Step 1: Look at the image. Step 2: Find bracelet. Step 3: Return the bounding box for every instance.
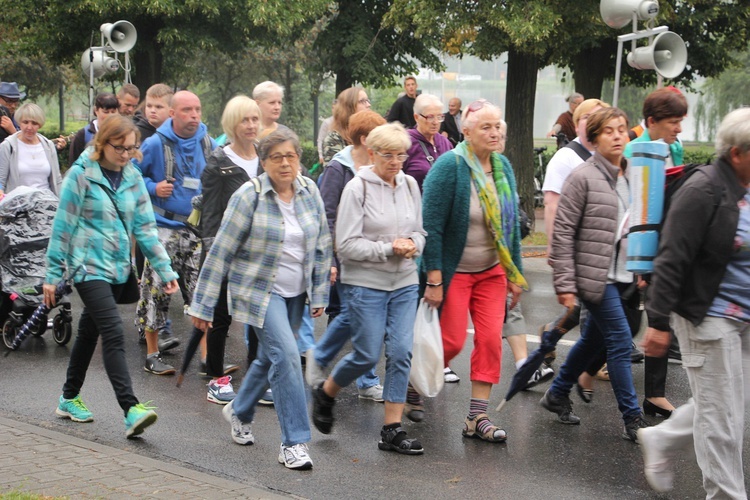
[426,282,443,287]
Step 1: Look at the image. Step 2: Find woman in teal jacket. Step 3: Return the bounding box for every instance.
[45,115,179,439]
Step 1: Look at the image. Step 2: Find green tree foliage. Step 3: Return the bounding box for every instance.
[694,44,750,141]
[315,0,443,94]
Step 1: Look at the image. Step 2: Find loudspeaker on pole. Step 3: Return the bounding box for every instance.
[100,21,137,53]
[627,31,687,79]
[600,0,659,29]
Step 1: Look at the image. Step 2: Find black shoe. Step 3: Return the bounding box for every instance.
[144,355,176,375]
[623,414,650,442]
[199,362,240,378]
[631,342,645,363]
[575,383,594,404]
[540,389,580,425]
[643,399,672,419]
[311,384,335,434]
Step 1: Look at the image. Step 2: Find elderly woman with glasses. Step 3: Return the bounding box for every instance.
[419,100,526,443]
[45,115,179,438]
[403,93,453,190]
[190,128,331,471]
[311,122,427,456]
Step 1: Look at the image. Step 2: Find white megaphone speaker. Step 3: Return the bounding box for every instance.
[627,31,687,79]
[80,49,120,78]
[100,21,137,53]
[600,0,659,29]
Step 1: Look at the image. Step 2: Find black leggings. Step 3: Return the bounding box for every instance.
[63,280,138,415]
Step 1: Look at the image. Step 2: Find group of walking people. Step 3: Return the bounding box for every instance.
[2,74,748,497]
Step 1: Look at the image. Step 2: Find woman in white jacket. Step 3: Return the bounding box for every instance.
[310,122,427,456]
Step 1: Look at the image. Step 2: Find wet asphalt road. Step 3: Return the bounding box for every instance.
[0,257,741,499]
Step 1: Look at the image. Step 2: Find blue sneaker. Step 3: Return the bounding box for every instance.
[207,376,237,405]
[56,395,93,422]
[125,402,158,438]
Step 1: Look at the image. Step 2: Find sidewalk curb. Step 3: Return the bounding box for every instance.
[0,415,292,499]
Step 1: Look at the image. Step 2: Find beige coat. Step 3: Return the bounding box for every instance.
[550,152,628,304]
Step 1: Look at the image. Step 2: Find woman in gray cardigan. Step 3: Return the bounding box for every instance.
[541,107,647,441]
[0,103,62,197]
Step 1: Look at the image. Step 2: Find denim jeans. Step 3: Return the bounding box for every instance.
[315,283,381,390]
[331,284,418,403]
[296,304,316,354]
[550,283,641,423]
[233,293,310,446]
[64,280,138,415]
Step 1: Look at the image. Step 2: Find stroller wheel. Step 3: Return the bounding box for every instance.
[53,314,72,346]
[3,319,17,350]
[30,313,48,337]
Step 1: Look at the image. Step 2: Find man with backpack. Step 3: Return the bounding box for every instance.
[639,107,750,499]
[135,90,216,375]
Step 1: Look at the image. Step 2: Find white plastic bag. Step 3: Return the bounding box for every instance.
[409,299,444,397]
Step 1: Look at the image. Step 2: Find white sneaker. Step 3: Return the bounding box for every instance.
[222,400,254,445]
[525,365,555,389]
[358,384,384,402]
[444,367,460,383]
[278,443,313,470]
[638,426,674,493]
[305,348,326,387]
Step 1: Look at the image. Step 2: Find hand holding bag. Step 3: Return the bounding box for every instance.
[409,299,445,398]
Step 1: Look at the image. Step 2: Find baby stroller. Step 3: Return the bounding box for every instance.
[0,186,72,349]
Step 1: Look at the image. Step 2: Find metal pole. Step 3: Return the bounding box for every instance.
[613,38,624,108]
[58,82,65,132]
[89,48,95,118]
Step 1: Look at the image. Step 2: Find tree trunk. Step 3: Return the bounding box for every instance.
[504,47,539,226]
[571,44,613,100]
[335,67,353,95]
[132,45,163,95]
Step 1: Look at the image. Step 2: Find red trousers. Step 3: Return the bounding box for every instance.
[441,264,507,384]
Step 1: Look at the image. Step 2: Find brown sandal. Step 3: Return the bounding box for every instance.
[463,413,507,442]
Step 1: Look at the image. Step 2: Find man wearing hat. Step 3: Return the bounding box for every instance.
[0,82,25,142]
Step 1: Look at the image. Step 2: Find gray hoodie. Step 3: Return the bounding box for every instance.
[336,165,426,291]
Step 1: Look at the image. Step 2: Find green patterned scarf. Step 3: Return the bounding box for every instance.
[454,141,528,290]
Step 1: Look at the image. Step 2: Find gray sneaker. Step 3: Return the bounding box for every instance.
[144,355,175,375]
[222,400,254,445]
[358,384,384,402]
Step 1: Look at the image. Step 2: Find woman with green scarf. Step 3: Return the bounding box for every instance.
[419,100,527,442]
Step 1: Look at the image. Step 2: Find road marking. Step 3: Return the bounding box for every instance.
[467,330,577,347]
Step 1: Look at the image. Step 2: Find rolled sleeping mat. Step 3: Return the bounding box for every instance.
[626,141,669,273]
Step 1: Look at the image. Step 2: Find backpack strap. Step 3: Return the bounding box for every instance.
[156,132,175,181]
[564,140,591,162]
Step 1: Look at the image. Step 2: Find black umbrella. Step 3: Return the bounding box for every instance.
[176,325,206,388]
[4,279,72,355]
[496,304,581,411]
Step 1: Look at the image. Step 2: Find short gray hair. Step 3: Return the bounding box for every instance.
[716,107,750,159]
[252,81,284,102]
[413,93,442,115]
[566,92,584,103]
[14,103,45,127]
[258,128,301,161]
[367,122,411,152]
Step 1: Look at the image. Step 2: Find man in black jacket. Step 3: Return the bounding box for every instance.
[385,76,418,128]
[439,97,463,147]
[639,107,750,498]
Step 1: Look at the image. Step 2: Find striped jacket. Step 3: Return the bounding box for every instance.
[45,148,178,285]
[189,173,332,328]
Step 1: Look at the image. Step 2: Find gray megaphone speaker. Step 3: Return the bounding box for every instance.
[600,0,659,29]
[100,21,137,53]
[627,31,687,79]
[80,49,120,78]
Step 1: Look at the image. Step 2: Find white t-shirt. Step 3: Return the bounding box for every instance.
[224,146,260,179]
[16,141,51,190]
[542,138,593,194]
[272,197,306,298]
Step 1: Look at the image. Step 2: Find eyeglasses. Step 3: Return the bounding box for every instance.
[464,99,490,120]
[107,142,139,154]
[375,151,408,163]
[0,96,19,104]
[419,113,445,123]
[267,152,300,165]
[358,98,371,106]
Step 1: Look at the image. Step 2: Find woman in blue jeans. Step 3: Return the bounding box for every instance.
[541,107,648,441]
[311,122,427,455]
[190,129,331,470]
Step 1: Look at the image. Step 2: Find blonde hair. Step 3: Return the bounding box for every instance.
[14,103,45,127]
[221,95,261,143]
[367,122,411,152]
[573,99,610,126]
[252,81,284,102]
